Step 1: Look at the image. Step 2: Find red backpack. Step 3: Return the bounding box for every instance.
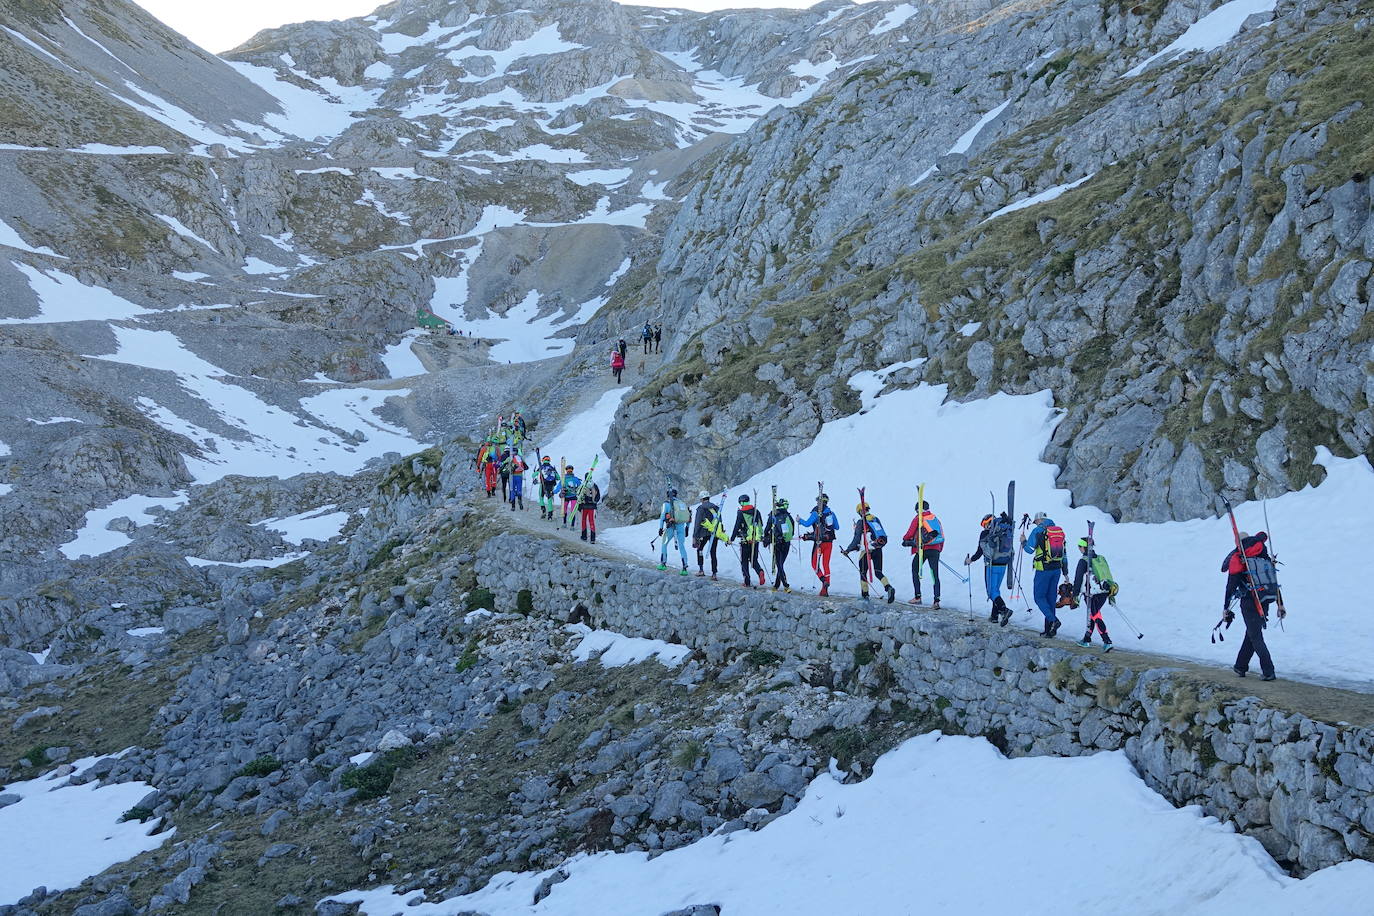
[1041,525,1066,562]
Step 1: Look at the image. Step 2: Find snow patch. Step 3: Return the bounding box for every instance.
[382,329,429,378]
[126,627,165,637]
[1124,0,1278,78]
[0,755,172,905]
[983,173,1097,222]
[566,624,691,668]
[536,388,630,487]
[1,262,154,324]
[255,505,351,545]
[60,491,189,559]
[870,3,917,35]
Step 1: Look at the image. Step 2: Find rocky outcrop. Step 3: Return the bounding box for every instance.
[477,531,1374,875]
[615,0,1374,522]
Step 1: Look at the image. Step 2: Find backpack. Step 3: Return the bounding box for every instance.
[1038,524,1066,564]
[866,516,889,548]
[671,498,690,525]
[541,465,558,483]
[1246,555,1279,600]
[919,512,944,547]
[988,519,1014,564]
[1088,553,1119,601]
[815,508,835,542]
[743,508,763,543]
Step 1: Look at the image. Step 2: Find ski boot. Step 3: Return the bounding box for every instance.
[884,583,896,604]
[696,570,705,577]
[1102,641,1114,653]
[1077,638,1092,648]
[931,599,940,610]
[590,532,596,544]
[999,607,1012,627]
[818,577,829,597]
[988,608,1000,623]
[580,532,588,542]
[657,564,668,571]
[1049,619,1062,638]
[909,597,922,607]
[757,569,767,586]
[679,567,690,576]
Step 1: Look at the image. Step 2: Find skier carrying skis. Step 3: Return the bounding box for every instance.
[508,451,528,511]
[537,456,559,520]
[729,494,767,588]
[481,439,499,497]
[578,475,601,543]
[658,487,692,575]
[642,321,653,354]
[610,348,625,384]
[560,465,581,528]
[1021,512,1068,637]
[842,501,897,603]
[692,490,723,578]
[762,497,795,592]
[798,493,839,596]
[498,447,513,502]
[966,512,1014,625]
[1223,531,1278,680]
[1069,538,1113,652]
[901,501,944,608]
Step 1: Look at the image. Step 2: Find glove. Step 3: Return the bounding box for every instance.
[963,554,971,566]
[1277,605,1287,620]
[1224,610,1235,626]
[901,538,914,548]
[800,532,814,541]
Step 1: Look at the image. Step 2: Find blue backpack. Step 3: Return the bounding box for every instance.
[866,516,888,547]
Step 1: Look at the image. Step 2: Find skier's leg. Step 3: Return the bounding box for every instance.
[911,553,921,601]
[1241,599,1273,677]
[858,552,871,596]
[675,525,688,568]
[709,538,718,576]
[779,542,790,588]
[927,552,941,602]
[739,544,751,585]
[695,538,706,574]
[1032,569,1056,630]
[1092,594,1111,643]
[987,563,1006,600]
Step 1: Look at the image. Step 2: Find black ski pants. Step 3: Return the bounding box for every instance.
[771,542,790,588]
[1234,597,1274,678]
[859,548,887,587]
[1083,593,1110,642]
[695,536,719,575]
[911,549,941,601]
[739,542,764,584]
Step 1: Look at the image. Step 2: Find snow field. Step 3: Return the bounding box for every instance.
[1,262,155,323]
[326,733,1374,915]
[0,755,173,905]
[1124,0,1279,79]
[587,373,1374,690]
[534,389,630,488]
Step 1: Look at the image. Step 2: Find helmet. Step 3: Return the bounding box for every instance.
[565,465,574,471]
[667,487,678,498]
[818,493,829,503]
[980,514,994,529]
[777,498,789,510]
[738,494,750,505]
[1077,537,1091,549]
[856,501,869,515]
[541,455,550,464]
[698,490,710,500]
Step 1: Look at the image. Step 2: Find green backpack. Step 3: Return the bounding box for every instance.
[1089,553,1119,602]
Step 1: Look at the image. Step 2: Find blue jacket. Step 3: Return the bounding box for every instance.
[798,506,839,542]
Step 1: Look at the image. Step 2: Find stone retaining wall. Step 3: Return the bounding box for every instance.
[476,532,1374,876]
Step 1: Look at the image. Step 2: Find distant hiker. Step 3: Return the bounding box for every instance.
[1223,531,1278,680]
[692,490,723,579]
[842,501,897,603]
[966,512,1014,625]
[1070,538,1113,652]
[537,456,559,520]
[901,501,944,608]
[729,494,767,588]
[617,337,628,358]
[642,321,653,354]
[478,439,499,497]
[578,476,601,543]
[511,411,527,438]
[1021,512,1068,637]
[658,487,691,574]
[762,497,795,592]
[611,348,625,383]
[560,465,581,528]
[653,324,663,353]
[507,451,527,511]
[798,493,839,595]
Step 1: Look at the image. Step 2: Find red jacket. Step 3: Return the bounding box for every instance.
[611,351,625,369]
[901,511,944,554]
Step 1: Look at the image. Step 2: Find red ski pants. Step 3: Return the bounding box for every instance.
[811,541,833,580]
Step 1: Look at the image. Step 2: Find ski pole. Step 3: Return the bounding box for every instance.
[1112,602,1144,640]
[939,558,969,583]
[966,559,974,621]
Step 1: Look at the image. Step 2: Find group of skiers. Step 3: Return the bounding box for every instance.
[474,423,1287,677]
[472,414,603,541]
[647,486,1287,675]
[641,322,662,354]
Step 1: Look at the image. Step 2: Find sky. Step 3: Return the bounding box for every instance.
[132,0,822,54]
